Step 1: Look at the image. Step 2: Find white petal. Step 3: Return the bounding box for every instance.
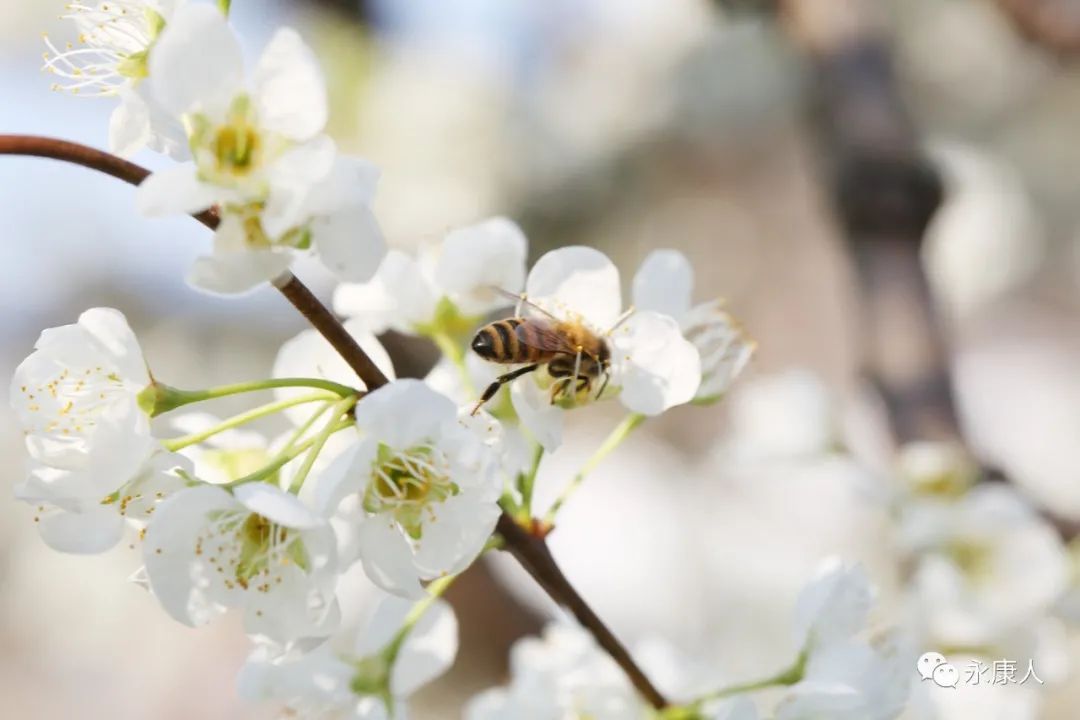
[333,250,438,333]
[308,442,366,516]
[353,379,456,450]
[37,504,124,554]
[306,156,381,214]
[272,320,394,424]
[187,219,293,295]
[412,493,500,578]
[137,162,219,216]
[510,379,563,451]
[261,136,338,238]
[253,28,327,141]
[312,204,387,283]
[614,311,700,415]
[108,91,151,158]
[142,485,237,627]
[793,559,873,650]
[632,249,693,320]
[233,482,322,529]
[148,2,243,117]
[526,246,622,329]
[434,217,527,316]
[356,519,424,598]
[391,599,459,696]
[77,307,149,385]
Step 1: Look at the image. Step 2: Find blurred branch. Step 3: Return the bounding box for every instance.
[775,3,953,445]
[996,0,1080,55]
[0,133,669,710]
[773,3,1080,537]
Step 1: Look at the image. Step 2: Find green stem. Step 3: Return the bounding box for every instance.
[383,573,459,662]
[142,377,357,416]
[217,0,232,15]
[517,442,544,519]
[162,392,336,451]
[288,396,358,494]
[543,413,645,524]
[225,418,354,488]
[690,652,806,708]
[431,331,475,396]
[279,400,334,454]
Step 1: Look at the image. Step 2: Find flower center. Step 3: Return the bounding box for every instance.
[17,365,132,442]
[946,538,995,583]
[43,2,165,95]
[189,95,275,188]
[363,443,457,538]
[198,508,309,591]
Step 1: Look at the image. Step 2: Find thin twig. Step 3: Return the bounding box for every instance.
[496,514,669,708]
[0,134,669,710]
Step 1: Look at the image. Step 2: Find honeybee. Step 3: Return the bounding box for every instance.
[470,292,627,415]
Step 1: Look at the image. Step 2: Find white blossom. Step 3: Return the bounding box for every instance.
[632,249,754,403]
[312,380,501,597]
[464,623,647,720]
[775,559,909,720]
[10,308,157,495]
[333,216,528,334]
[509,246,702,450]
[272,320,395,426]
[143,482,340,642]
[901,484,1069,649]
[238,592,458,719]
[136,3,384,294]
[42,0,188,157]
[16,449,187,554]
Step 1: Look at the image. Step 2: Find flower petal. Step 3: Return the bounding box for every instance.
[312,204,387,283]
[137,162,219,216]
[411,493,500,579]
[37,504,124,554]
[261,135,338,238]
[392,599,459,696]
[233,482,322,529]
[333,250,438,333]
[355,518,424,598]
[526,246,621,329]
[272,320,394,424]
[632,249,693,320]
[510,379,563,451]
[353,379,457,450]
[187,216,293,295]
[148,2,243,117]
[613,311,700,415]
[434,217,528,316]
[253,28,327,141]
[108,91,151,158]
[142,484,238,627]
[77,307,150,385]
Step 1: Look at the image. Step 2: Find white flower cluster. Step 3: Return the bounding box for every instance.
[19,3,761,717]
[894,441,1072,717]
[466,560,908,720]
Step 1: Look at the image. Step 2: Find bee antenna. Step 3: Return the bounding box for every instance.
[605,306,636,336]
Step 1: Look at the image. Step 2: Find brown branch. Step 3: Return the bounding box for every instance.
[775,5,954,446]
[496,515,669,709]
[0,134,668,709]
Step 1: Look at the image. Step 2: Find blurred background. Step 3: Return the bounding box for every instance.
[3,0,1080,717]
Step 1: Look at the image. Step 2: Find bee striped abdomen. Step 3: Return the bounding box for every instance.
[472,318,531,363]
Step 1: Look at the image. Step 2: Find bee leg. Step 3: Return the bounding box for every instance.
[595,369,611,399]
[471,363,540,415]
[548,376,570,405]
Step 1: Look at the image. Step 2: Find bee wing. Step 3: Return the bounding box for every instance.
[488,286,560,321]
[515,320,577,354]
